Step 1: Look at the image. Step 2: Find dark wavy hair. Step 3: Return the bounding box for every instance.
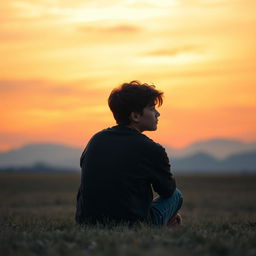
[108,81,163,125]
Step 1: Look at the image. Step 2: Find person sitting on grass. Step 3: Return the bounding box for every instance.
[75,80,183,227]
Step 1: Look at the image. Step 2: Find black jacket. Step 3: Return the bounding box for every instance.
[75,125,176,225]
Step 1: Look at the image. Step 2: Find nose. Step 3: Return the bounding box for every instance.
[156,110,160,117]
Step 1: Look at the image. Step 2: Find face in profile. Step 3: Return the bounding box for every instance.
[131,105,160,132]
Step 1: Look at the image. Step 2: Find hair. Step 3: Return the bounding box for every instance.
[108,80,163,125]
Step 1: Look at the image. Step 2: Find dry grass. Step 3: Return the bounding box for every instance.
[0,172,256,256]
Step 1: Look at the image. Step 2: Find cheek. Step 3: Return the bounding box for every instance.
[145,112,154,119]
[147,113,156,121]
[141,110,155,122]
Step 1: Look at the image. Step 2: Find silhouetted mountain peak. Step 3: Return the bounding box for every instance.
[15,143,78,151]
[189,138,244,147]
[181,151,217,161]
[166,138,256,159]
[0,141,256,173]
[0,143,81,169]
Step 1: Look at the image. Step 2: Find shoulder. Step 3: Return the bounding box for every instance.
[87,127,113,141]
[81,129,110,153]
[139,134,168,158]
[139,136,170,169]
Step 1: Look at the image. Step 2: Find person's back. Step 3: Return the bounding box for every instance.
[76,125,175,224]
[75,81,183,227]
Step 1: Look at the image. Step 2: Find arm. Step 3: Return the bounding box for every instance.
[149,144,176,198]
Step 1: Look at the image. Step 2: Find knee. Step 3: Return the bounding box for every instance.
[175,188,182,198]
[174,188,183,207]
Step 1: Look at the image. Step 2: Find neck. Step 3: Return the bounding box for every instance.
[125,124,142,133]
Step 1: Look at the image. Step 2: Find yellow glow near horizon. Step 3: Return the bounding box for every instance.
[0,0,256,151]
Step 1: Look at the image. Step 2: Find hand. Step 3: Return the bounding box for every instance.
[167,213,182,228]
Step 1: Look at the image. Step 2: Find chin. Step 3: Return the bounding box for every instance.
[142,124,157,132]
[149,125,157,131]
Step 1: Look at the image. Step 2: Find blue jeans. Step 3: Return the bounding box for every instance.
[150,189,183,226]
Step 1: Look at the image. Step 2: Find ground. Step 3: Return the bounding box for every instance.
[0,173,256,256]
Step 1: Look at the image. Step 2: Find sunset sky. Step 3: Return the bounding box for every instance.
[1,0,256,151]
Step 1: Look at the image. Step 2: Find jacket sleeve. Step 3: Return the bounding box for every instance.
[148,143,176,198]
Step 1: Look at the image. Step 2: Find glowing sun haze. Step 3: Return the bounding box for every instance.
[1,0,256,151]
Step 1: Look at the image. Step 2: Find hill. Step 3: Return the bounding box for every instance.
[173,151,256,173]
[0,140,256,173]
[165,138,256,159]
[0,143,81,170]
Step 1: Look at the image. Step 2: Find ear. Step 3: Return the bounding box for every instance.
[130,111,141,123]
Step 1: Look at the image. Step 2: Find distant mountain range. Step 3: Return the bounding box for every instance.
[165,138,256,159]
[0,139,256,173]
[172,151,256,173]
[0,144,80,170]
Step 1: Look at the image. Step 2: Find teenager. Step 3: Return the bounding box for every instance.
[75,81,183,227]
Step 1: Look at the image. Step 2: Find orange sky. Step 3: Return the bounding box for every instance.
[0,0,256,151]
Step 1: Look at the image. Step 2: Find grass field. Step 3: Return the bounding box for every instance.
[0,172,256,256]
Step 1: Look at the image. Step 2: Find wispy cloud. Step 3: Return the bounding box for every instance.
[79,24,140,34]
[145,45,203,57]
[0,79,109,111]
